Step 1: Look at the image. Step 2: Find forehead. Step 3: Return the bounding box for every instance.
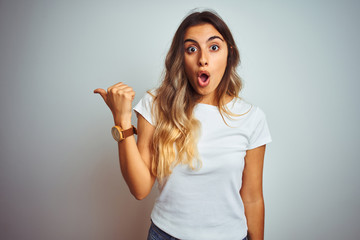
[184,23,224,41]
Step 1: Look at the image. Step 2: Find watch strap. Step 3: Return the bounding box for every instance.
[122,125,137,138]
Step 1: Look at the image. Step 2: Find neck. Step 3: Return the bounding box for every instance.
[197,94,233,106]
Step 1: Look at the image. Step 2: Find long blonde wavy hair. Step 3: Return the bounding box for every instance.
[150,10,242,181]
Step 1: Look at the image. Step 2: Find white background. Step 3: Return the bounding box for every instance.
[1,0,359,239]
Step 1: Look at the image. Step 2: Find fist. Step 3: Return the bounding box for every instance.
[94,82,135,127]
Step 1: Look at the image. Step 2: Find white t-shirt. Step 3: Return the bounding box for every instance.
[134,93,272,240]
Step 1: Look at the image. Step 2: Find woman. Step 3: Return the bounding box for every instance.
[94,10,271,240]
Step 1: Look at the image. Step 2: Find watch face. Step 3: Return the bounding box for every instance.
[111,126,124,142]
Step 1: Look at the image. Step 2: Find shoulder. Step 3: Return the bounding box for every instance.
[140,90,156,103]
[135,90,157,108]
[228,97,269,130]
[232,99,271,149]
[133,90,156,126]
[229,97,265,118]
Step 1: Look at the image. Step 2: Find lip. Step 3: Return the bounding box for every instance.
[197,70,210,87]
[197,70,210,78]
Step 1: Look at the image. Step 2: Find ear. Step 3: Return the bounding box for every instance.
[229,45,234,54]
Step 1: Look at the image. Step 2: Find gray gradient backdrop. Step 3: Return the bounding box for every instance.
[1,0,359,239]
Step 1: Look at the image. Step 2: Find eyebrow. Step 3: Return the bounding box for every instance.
[184,35,224,44]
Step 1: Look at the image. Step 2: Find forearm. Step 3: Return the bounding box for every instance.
[117,135,154,200]
[244,198,265,240]
[94,83,154,200]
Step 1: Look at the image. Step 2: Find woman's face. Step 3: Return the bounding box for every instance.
[183,23,228,105]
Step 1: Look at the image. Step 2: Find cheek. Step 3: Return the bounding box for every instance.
[184,57,195,77]
[214,55,228,74]
[221,53,229,70]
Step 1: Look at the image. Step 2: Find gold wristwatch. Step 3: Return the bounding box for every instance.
[111,125,137,142]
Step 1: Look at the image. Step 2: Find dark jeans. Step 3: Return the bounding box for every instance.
[147,221,248,240]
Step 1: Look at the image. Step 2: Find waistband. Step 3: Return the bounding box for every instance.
[149,220,248,240]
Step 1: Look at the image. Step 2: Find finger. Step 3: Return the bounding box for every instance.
[93,88,108,102]
[122,88,135,94]
[107,84,128,95]
[114,83,131,91]
[125,90,136,101]
[116,87,135,96]
[110,82,125,89]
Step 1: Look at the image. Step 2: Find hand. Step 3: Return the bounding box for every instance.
[94,82,135,128]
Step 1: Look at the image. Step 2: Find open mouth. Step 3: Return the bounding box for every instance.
[198,72,210,87]
[200,73,209,82]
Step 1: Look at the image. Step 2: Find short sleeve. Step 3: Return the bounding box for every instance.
[133,93,155,126]
[247,107,272,150]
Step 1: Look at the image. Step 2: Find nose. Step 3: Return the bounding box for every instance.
[198,51,208,66]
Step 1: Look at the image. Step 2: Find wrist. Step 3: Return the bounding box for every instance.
[114,120,132,129]
[111,125,137,142]
[113,116,132,129]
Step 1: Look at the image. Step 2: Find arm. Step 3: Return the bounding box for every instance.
[94,83,155,200]
[117,114,156,200]
[240,145,266,240]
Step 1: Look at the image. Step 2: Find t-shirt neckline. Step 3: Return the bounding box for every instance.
[196,97,238,109]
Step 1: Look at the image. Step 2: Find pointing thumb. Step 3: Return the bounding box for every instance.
[93,88,108,103]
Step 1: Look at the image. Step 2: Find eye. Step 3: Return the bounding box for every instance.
[186,46,197,53]
[210,45,219,51]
